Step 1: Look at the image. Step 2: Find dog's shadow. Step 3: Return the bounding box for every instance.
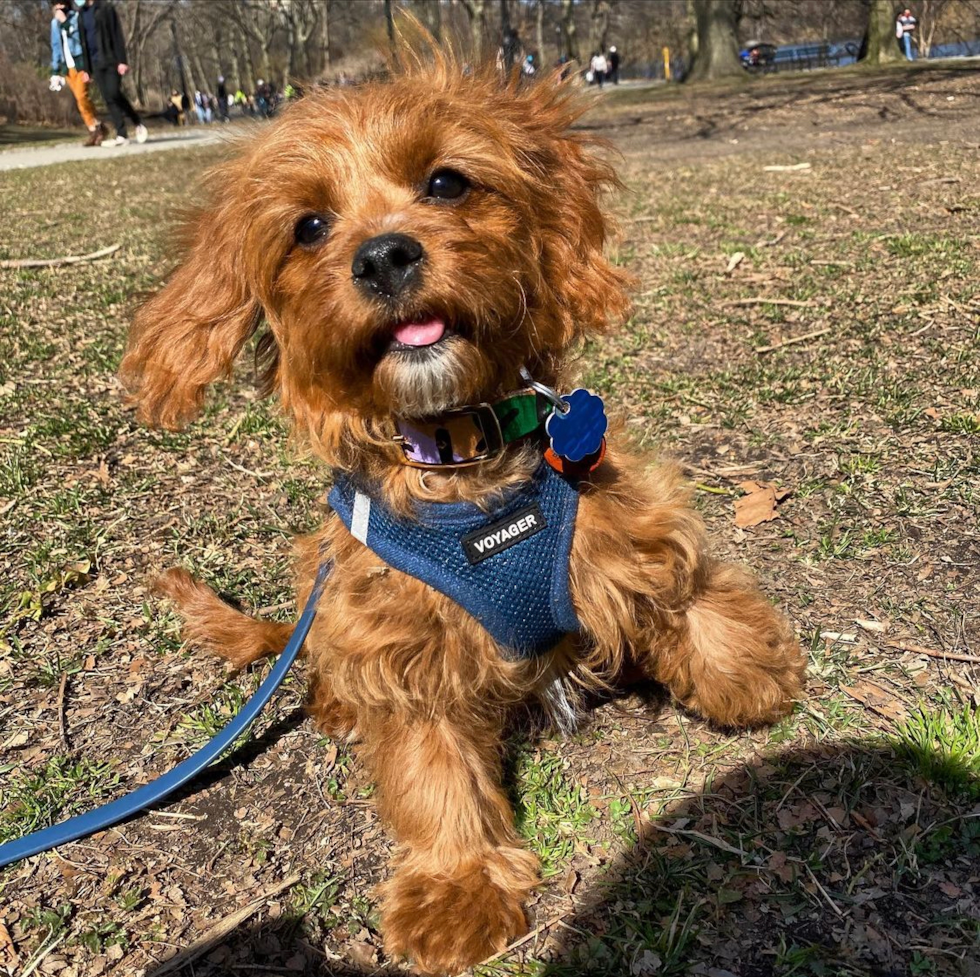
[148,724,980,977]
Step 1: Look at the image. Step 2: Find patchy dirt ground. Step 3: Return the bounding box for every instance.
[1,63,978,977]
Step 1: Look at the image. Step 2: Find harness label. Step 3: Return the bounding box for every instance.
[461,504,547,565]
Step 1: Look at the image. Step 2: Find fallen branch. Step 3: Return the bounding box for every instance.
[650,823,747,858]
[0,243,121,269]
[153,873,300,976]
[57,672,69,750]
[755,327,830,353]
[755,231,788,248]
[887,641,980,665]
[763,162,812,172]
[475,908,576,968]
[727,297,817,308]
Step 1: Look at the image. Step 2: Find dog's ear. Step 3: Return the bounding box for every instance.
[120,164,262,429]
[516,79,633,343]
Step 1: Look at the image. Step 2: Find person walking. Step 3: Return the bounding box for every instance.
[216,76,229,122]
[76,0,147,148]
[607,45,620,84]
[49,0,107,146]
[590,51,608,87]
[896,8,917,60]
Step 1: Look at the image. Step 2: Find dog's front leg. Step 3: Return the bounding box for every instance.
[362,711,537,975]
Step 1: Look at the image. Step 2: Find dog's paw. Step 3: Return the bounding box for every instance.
[383,847,537,975]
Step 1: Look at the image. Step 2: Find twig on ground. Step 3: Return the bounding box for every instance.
[695,482,732,495]
[651,824,747,858]
[755,230,788,247]
[153,873,301,976]
[755,327,830,353]
[611,770,645,841]
[763,162,812,172]
[887,641,980,665]
[727,297,817,309]
[474,908,575,969]
[0,243,121,269]
[256,599,295,617]
[804,861,845,917]
[21,931,69,977]
[57,671,69,750]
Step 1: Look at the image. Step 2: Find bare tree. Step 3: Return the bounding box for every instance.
[457,0,489,60]
[861,0,902,63]
[685,0,742,81]
[587,0,612,57]
[560,0,578,61]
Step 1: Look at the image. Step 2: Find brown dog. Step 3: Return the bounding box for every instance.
[121,55,804,976]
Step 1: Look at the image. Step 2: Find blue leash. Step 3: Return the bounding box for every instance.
[0,561,330,870]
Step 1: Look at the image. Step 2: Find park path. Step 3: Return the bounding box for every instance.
[0,126,229,172]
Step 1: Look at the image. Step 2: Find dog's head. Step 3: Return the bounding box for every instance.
[121,59,630,469]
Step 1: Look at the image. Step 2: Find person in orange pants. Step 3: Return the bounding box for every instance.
[49,0,107,146]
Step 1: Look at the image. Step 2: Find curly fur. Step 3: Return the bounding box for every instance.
[122,53,804,976]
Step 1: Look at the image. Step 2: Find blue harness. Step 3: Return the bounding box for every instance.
[328,462,581,658]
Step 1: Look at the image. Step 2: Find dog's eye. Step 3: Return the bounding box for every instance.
[295,214,330,246]
[426,169,470,201]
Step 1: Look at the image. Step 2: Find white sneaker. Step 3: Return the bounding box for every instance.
[101,136,129,148]
[135,124,148,144]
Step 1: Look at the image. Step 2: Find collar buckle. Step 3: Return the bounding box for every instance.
[395,403,504,468]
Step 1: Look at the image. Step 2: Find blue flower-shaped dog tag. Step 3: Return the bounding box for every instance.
[545,388,608,463]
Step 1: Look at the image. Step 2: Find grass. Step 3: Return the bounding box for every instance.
[0,756,119,843]
[895,705,980,800]
[0,63,978,977]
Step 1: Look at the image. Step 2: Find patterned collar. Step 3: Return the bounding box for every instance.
[392,390,553,468]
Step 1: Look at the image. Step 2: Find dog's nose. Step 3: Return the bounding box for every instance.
[351,233,424,299]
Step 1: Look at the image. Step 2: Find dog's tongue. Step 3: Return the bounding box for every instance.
[392,317,446,347]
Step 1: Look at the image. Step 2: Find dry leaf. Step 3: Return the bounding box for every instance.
[842,680,909,723]
[725,251,745,274]
[855,619,888,634]
[734,481,791,528]
[347,941,377,968]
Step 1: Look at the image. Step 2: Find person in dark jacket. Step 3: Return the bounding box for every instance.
[607,45,621,84]
[49,0,107,145]
[76,0,147,147]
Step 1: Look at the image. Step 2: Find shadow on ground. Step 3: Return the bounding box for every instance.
[148,736,980,977]
[0,124,79,146]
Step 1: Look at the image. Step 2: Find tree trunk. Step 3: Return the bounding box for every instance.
[426,0,442,42]
[285,15,297,85]
[319,0,331,72]
[191,50,210,93]
[535,0,545,61]
[684,0,742,82]
[384,0,398,62]
[686,0,699,68]
[862,0,902,64]
[587,0,611,58]
[171,17,192,96]
[560,0,578,62]
[242,29,257,91]
[500,0,514,69]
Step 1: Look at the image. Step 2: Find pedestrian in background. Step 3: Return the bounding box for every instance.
[216,76,229,122]
[607,45,621,84]
[49,0,106,146]
[590,50,607,87]
[896,8,917,60]
[76,0,147,147]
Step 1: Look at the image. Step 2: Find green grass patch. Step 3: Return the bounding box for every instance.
[894,705,980,800]
[0,756,120,842]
